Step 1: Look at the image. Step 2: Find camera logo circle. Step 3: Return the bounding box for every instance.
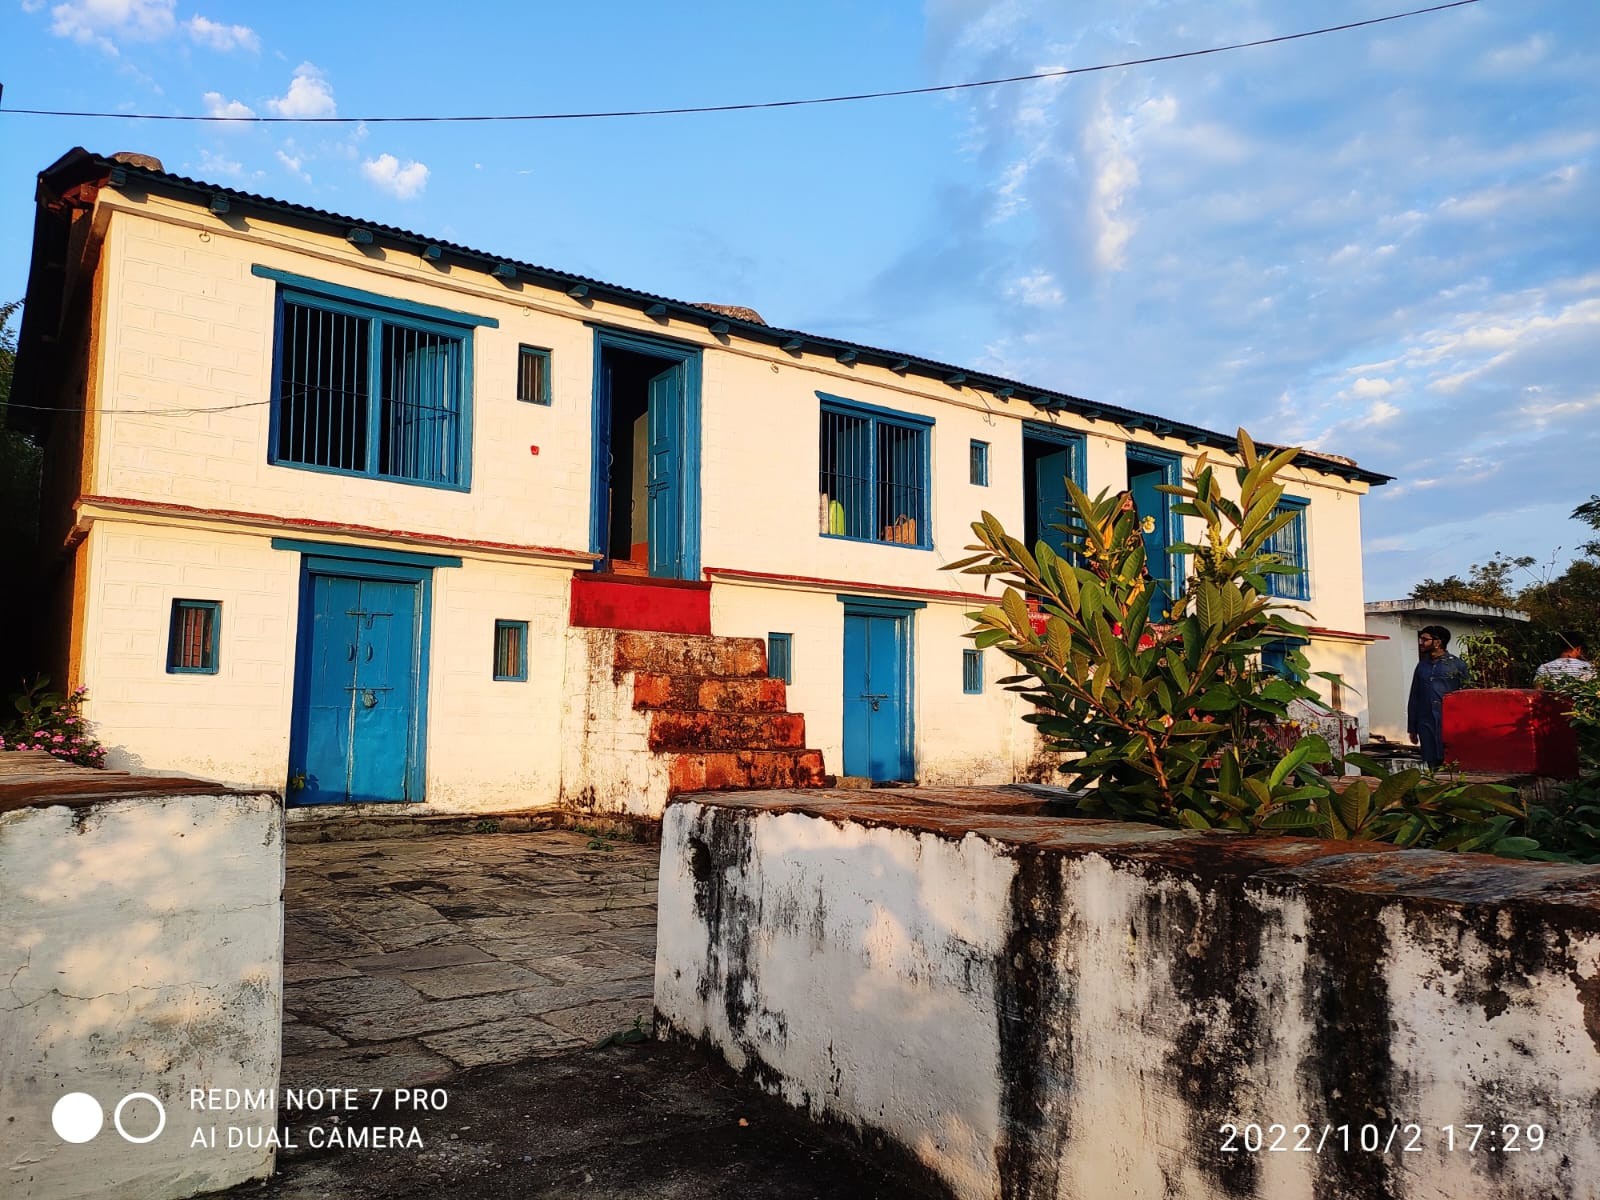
[52,1092,166,1144]
[51,1093,103,1144]
[114,1093,166,1144]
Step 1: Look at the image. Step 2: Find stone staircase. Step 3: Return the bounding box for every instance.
[617,631,826,797]
[561,628,826,817]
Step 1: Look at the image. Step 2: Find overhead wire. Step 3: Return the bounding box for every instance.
[0,1,1479,126]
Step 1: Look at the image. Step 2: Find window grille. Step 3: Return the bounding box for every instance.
[168,600,220,674]
[767,633,793,684]
[273,294,468,488]
[493,620,528,681]
[963,648,983,694]
[818,399,930,547]
[1264,498,1310,600]
[517,345,552,405]
[970,440,989,487]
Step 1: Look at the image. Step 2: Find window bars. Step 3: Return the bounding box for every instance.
[818,403,929,546]
[275,297,466,487]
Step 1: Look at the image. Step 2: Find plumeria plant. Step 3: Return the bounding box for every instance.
[947,428,1535,856]
[2,676,107,768]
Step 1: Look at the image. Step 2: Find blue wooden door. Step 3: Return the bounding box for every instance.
[843,612,912,781]
[297,574,419,804]
[646,365,682,579]
[1129,464,1173,616]
[1033,445,1072,560]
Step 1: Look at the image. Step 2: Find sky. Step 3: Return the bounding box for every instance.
[1,0,1596,601]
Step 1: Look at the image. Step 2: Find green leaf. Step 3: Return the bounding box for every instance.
[1177,809,1213,830]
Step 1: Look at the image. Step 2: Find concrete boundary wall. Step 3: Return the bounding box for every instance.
[654,788,1600,1200]
[1,761,284,1200]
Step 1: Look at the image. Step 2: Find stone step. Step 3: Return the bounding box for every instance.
[648,711,808,752]
[612,631,767,679]
[667,750,827,796]
[632,674,789,713]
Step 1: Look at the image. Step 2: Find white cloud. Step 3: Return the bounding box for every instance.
[196,148,244,178]
[266,63,336,119]
[1007,270,1064,308]
[1347,377,1395,400]
[45,0,175,53]
[202,91,254,120]
[361,153,429,200]
[1082,90,1175,272]
[186,14,258,52]
[275,149,310,182]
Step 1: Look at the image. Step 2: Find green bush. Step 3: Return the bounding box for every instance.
[947,429,1533,856]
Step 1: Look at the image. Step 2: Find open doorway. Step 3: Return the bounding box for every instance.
[1022,424,1085,561]
[590,329,702,580]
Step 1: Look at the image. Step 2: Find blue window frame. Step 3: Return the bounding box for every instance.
[963,648,983,694]
[1264,496,1310,600]
[767,633,794,684]
[493,620,529,682]
[168,600,220,674]
[255,266,491,491]
[818,393,933,548]
[1261,637,1308,680]
[517,345,552,405]
[970,440,989,487]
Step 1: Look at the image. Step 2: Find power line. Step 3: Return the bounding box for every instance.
[0,1,1480,126]
[6,399,272,416]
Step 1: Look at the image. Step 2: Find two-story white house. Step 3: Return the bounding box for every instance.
[11,148,1388,817]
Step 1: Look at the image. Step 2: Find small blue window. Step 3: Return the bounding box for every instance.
[168,600,220,674]
[1261,638,1308,680]
[963,648,983,694]
[517,345,552,405]
[970,440,989,486]
[768,633,793,684]
[494,620,529,681]
[1264,496,1310,600]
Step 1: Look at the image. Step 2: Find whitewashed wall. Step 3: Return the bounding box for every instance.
[658,793,1600,1200]
[0,789,283,1200]
[79,516,571,809]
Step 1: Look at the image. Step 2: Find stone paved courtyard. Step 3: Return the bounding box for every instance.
[255,825,946,1199]
[282,829,660,1087]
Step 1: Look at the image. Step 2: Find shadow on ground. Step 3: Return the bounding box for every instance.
[230,827,947,1199]
[243,1040,948,1199]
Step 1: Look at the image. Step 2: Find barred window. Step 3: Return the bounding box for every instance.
[517,345,551,405]
[493,620,528,682]
[818,397,932,548]
[1264,497,1310,600]
[168,600,220,674]
[270,288,472,489]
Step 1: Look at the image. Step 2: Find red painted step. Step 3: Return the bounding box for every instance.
[633,674,789,713]
[611,631,767,679]
[648,711,807,752]
[667,750,827,795]
[571,573,711,635]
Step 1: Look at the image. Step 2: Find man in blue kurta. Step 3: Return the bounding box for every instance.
[1407,625,1470,768]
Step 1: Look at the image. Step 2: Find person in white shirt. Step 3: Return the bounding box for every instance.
[1534,631,1596,685]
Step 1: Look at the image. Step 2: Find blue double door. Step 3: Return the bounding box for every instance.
[842,602,918,782]
[291,569,424,805]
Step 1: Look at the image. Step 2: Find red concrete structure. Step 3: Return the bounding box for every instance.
[570,573,712,635]
[1443,689,1580,779]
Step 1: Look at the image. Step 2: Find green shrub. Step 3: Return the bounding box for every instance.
[947,429,1532,856]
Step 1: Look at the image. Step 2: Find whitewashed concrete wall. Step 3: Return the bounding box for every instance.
[0,788,284,1200]
[558,627,672,816]
[79,516,570,810]
[657,792,1600,1200]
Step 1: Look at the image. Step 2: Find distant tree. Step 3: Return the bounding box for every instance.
[1409,553,1533,609]
[0,298,43,548]
[1407,503,1600,682]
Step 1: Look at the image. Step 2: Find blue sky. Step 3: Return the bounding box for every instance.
[2,0,1596,600]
